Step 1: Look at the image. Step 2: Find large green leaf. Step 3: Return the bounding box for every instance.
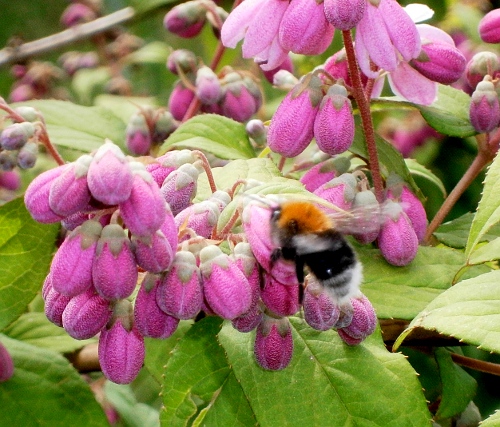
[466,150,500,257]
[161,114,256,160]
[358,245,465,320]
[12,99,127,154]
[0,198,59,330]
[0,335,108,426]
[393,270,500,353]
[482,410,500,427]
[405,158,446,199]
[3,313,94,354]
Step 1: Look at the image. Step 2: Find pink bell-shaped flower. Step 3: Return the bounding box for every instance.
[254,315,293,370]
[479,8,500,44]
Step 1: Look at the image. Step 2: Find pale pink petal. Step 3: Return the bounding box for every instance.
[369,75,385,99]
[257,37,289,71]
[242,0,288,58]
[356,3,398,73]
[417,24,455,46]
[221,0,267,48]
[388,62,437,105]
[354,31,380,79]
[380,0,420,62]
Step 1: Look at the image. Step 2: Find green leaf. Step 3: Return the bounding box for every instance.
[218,319,431,427]
[3,313,94,353]
[466,150,500,257]
[126,41,170,65]
[105,382,160,427]
[12,99,127,154]
[405,158,446,199]
[0,198,59,330]
[160,317,256,427]
[0,335,108,426]
[393,270,500,353]
[71,67,111,105]
[482,410,500,427]
[467,238,500,265]
[359,245,465,320]
[161,114,256,160]
[94,94,158,124]
[434,348,477,419]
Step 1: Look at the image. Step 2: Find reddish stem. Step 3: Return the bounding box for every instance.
[193,150,217,193]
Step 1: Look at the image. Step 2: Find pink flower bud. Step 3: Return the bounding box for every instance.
[163,1,207,38]
[220,74,262,122]
[17,140,39,169]
[378,201,418,266]
[126,114,152,156]
[261,55,294,84]
[246,119,267,146]
[157,250,203,320]
[242,202,298,285]
[43,276,71,327]
[337,295,377,345]
[303,277,340,331]
[168,82,196,121]
[24,165,68,223]
[469,78,500,133]
[479,9,500,44]
[0,151,17,171]
[9,84,34,103]
[62,288,112,340]
[279,0,334,55]
[200,245,252,320]
[0,122,35,150]
[152,111,178,144]
[410,25,466,85]
[314,173,357,212]
[146,149,197,187]
[134,274,179,338]
[132,206,177,273]
[233,242,261,309]
[93,224,138,300]
[195,66,222,105]
[300,157,350,192]
[160,163,200,215]
[167,49,198,75]
[50,220,102,296]
[334,301,354,328]
[87,141,134,205]
[61,3,97,27]
[254,315,293,371]
[119,164,167,236]
[98,301,145,384]
[351,189,381,244]
[261,273,300,317]
[323,0,366,30]
[267,74,323,157]
[14,106,38,122]
[0,170,21,191]
[313,84,355,155]
[0,341,14,382]
[232,303,263,333]
[49,155,92,217]
[465,52,500,90]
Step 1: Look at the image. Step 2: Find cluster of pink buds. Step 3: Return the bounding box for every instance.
[0,105,42,171]
[125,108,178,155]
[167,49,262,122]
[268,73,354,158]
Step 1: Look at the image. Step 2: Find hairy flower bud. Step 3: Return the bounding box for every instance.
[17,140,39,169]
[43,275,71,327]
[147,149,196,187]
[261,273,300,317]
[261,55,294,84]
[152,111,178,144]
[303,277,340,331]
[195,66,222,105]
[99,300,145,384]
[279,0,334,55]
[378,200,418,266]
[323,0,366,30]
[314,173,357,212]
[351,189,381,244]
[0,122,35,150]
[87,141,134,205]
[232,303,263,333]
[62,288,112,340]
[219,73,262,122]
[469,78,500,133]
[200,245,253,320]
[168,82,196,121]
[126,113,152,156]
[300,157,350,192]
[479,9,500,44]
[61,3,97,27]
[0,170,20,191]
[49,155,92,217]
[92,224,138,301]
[163,1,207,38]
[0,341,14,382]
[50,220,102,296]
[157,250,203,320]
[465,51,500,90]
[314,84,355,155]
[134,274,180,338]
[167,49,198,75]
[337,295,377,345]
[268,74,323,157]
[160,162,200,215]
[254,315,293,371]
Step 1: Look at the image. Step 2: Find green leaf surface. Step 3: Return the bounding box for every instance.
[161,114,256,160]
[467,238,500,265]
[358,245,464,320]
[71,67,111,105]
[3,313,94,354]
[105,382,160,427]
[434,348,477,419]
[482,410,500,427]
[0,335,108,426]
[12,99,127,154]
[160,317,257,427]
[0,198,59,330]
[218,319,431,427]
[466,150,500,257]
[126,41,170,64]
[405,158,446,199]
[94,94,158,124]
[393,270,500,353]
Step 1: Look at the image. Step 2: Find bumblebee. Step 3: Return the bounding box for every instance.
[269,201,362,303]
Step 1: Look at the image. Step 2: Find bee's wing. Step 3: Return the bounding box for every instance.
[327,204,387,236]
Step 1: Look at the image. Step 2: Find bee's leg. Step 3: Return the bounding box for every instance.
[295,257,305,304]
[270,248,282,267]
